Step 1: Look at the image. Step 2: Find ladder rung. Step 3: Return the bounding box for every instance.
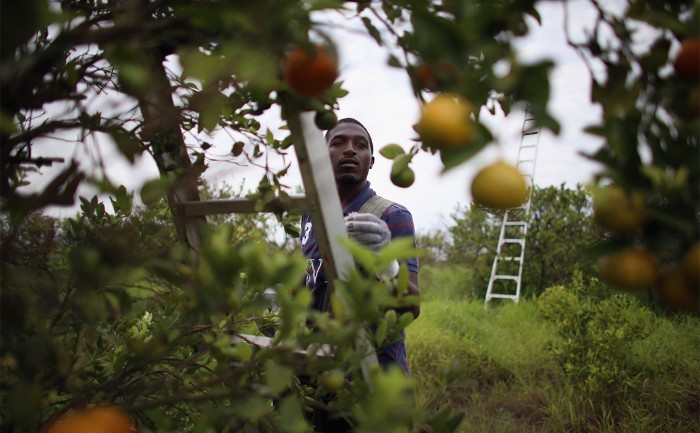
[522,129,539,136]
[182,195,307,216]
[494,275,519,281]
[486,294,519,300]
[519,144,537,149]
[502,238,524,244]
[504,221,527,226]
[497,256,522,262]
[518,159,535,164]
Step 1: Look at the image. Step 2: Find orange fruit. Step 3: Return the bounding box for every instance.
[673,37,700,83]
[471,161,528,210]
[416,64,438,91]
[658,265,700,311]
[283,45,338,98]
[414,93,474,150]
[592,185,646,234]
[46,406,136,433]
[682,242,700,284]
[598,247,659,291]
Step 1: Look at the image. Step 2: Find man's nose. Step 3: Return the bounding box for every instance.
[341,141,356,154]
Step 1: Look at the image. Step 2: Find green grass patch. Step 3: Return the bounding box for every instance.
[407,268,700,433]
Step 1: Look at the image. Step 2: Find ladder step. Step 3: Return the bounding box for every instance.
[182,195,307,216]
[494,275,519,281]
[502,238,524,244]
[486,294,519,300]
[522,129,540,136]
[519,144,537,149]
[504,221,527,226]
[496,256,522,262]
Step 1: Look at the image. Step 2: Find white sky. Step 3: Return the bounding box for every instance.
[33,0,608,235]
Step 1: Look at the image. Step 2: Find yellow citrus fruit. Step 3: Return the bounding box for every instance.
[46,406,136,433]
[471,161,528,209]
[283,45,338,98]
[414,93,474,150]
[673,37,700,83]
[598,247,659,291]
[682,242,700,284]
[658,265,700,311]
[391,167,415,188]
[592,185,646,234]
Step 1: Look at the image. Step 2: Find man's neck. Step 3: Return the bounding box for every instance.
[337,180,367,209]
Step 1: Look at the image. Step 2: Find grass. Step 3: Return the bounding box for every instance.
[407,265,700,433]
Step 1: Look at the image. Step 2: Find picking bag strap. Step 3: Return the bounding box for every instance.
[358,194,395,219]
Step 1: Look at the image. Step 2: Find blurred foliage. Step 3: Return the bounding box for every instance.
[1,0,699,431]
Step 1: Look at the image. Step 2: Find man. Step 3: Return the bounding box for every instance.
[300,117,420,375]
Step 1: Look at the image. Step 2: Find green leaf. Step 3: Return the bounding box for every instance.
[362,17,382,45]
[265,361,294,396]
[278,395,309,433]
[110,128,142,163]
[379,143,405,159]
[377,237,420,263]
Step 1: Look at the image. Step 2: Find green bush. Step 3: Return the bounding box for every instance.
[537,274,656,401]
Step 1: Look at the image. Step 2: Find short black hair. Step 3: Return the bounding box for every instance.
[325,117,374,154]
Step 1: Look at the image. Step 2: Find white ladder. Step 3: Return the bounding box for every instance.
[484,107,541,304]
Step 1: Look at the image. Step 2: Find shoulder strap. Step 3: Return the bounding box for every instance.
[358,194,395,219]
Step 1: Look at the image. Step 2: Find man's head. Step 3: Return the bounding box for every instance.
[325,118,374,185]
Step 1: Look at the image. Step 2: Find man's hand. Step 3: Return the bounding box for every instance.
[344,212,391,251]
[345,212,400,279]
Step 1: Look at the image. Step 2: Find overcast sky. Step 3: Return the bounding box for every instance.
[33,0,610,235]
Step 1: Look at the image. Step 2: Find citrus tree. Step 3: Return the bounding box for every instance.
[447,184,602,299]
[1,0,698,432]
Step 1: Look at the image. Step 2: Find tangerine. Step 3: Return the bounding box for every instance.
[598,247,658,291]
[471,161,528,210]
[673,37,700,83]
[283,45,338,98]
[682,242,700,284]
[45,406,135,433]
[658,265,700,311]
[592,185,646,234]
[414,93,474,150]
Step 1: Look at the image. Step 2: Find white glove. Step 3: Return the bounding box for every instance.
[262,287,280,313]
[344,212,391,251]
[345,212,399,279]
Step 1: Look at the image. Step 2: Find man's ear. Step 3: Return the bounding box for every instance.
[370,156,375,169]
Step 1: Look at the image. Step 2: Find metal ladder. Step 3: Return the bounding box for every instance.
[177,110,379,383]
[484,106,541,304]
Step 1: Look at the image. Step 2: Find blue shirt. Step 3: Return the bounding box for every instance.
[300,182,418,374]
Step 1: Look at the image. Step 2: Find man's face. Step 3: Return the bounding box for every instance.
[326,122,374,185]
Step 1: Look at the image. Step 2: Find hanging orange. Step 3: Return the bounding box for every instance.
[45,406,136,433]
[673,37,700,83]
[283,45,338,98]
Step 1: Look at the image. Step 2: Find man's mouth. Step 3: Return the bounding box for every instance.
[338,158,359,168]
